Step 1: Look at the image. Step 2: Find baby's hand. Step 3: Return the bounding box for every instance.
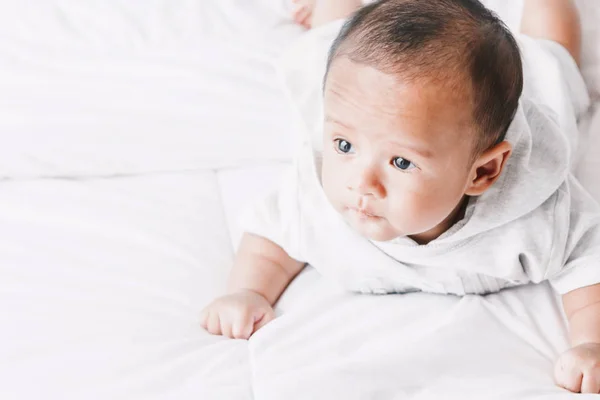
[555,343,600,393]
[292,0,316,29]
[200,290,275,340]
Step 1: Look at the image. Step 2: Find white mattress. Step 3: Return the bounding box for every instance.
[1,1,599,399]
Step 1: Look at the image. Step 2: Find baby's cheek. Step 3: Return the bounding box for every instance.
[388,191,439,231]
[321,164,344,209]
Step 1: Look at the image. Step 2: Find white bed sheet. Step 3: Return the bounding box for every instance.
[0,172,251,400]
[251,277,579,399]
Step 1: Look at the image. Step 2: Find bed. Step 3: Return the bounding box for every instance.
[0,1,599,399]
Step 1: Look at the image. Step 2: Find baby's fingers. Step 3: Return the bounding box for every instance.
[231,311,255,340]
[581,368,600,394]
[254,308,276,331]
[205,311,222,336]
[199,308,208,329]
[555,358,583,392]
[221,319,234,338]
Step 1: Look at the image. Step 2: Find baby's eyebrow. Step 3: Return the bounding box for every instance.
[388,141,433,159]
[324,115,355,131]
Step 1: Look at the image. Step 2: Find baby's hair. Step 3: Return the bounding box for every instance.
[324,0,523,154]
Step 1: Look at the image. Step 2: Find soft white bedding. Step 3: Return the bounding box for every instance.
[252,278,574,400]
[0,1,599,399]
[0,0,300,178]
[0,172,252,399]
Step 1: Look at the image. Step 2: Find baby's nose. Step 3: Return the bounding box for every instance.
[348,167,386,198]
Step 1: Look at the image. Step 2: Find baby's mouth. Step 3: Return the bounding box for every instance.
[346,206,381,220]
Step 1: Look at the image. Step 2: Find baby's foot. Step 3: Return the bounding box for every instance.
[292,0,316,29]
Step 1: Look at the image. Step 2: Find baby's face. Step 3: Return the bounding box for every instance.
[321,57,477,243]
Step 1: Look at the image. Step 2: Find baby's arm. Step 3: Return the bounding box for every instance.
[200,233,304,339]
[228,233,305,305]
[563,285,600,348]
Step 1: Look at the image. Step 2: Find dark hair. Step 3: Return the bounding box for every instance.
[324,0,523,154]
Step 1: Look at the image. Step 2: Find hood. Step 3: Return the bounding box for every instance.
[430,99,571,244]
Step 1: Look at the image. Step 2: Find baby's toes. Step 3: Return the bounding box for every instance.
[292,0,312,6]
[292,4,312,25]
[293,5,313,26]
[293,6,309,21]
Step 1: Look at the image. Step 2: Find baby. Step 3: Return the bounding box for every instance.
[202,0,600,394]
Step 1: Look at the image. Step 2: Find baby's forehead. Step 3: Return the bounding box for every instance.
[329,55,470,96]
[325,57,473,124]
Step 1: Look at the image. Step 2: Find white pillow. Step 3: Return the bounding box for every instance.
[0,0,302,178]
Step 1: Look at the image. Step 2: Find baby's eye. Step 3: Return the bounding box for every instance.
[334,139,354,154]
[391,157,416,171]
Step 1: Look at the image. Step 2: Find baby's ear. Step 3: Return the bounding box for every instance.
[464,141,512,196]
